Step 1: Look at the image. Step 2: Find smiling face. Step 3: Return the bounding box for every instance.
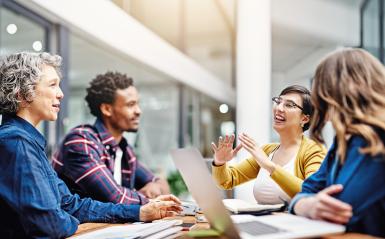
[272,93,308,133]
[20,64,63,126]
[103,86,142,133]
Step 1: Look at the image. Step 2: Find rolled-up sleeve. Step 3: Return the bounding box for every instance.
[134,161,155,189]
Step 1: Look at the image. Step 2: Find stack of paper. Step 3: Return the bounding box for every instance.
[223,199,284,214]
[72,220,183,239]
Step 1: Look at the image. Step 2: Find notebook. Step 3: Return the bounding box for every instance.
[223,199,284,214]
[71,219,182,239]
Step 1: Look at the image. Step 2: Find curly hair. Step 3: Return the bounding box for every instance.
[311,48,385,162]
[85,72,134,118]
[279,85,312,131]
[0,52,62,114]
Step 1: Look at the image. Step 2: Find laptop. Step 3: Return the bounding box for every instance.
[171,148,345,239]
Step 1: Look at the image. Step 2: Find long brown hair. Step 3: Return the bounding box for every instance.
[311,48,385,162]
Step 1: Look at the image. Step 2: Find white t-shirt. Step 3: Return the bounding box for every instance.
[253,149,296,204]
[113,147,123,185]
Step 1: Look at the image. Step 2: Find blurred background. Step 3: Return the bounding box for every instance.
[0,0,380,199]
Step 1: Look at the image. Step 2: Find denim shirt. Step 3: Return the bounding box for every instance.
[290,135,385,237]
[0,115,140,238]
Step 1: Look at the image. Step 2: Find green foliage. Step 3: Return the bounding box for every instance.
[167,171,188,197]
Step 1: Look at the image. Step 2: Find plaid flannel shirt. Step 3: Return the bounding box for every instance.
[52,119,155,205]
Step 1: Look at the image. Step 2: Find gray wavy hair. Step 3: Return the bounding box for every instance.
[0,52,62,114]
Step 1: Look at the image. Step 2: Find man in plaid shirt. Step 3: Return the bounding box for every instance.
[53,72,169,206]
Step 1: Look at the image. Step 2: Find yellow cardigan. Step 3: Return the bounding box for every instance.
[212,136,327,198]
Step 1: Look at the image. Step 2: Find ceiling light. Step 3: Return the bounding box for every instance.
[219,104,229,114]
[32,41,42,51]
[6,24,17,35]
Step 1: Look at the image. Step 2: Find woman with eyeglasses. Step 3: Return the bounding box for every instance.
[290,48,385,237]
[211,85,327,204]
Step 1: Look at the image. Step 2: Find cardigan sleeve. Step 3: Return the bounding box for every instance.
[211,144,277,189]
[270,138,326,198]
[211,158,260,189]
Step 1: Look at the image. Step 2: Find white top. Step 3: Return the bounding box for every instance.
[113,147,123,185]
[253,149,296,204]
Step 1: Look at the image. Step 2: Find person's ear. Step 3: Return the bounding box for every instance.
[100,103,113,117]
[17,92,29,108]
[301,114,310,126]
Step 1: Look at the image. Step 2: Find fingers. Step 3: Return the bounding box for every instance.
[239,133,256,147]
[233,143,243,154]
[318,193,352,212]
[316,209,352,224]
[223,135,230,145]
[228,134,235,146]
[164,211,179,218]
[320,184,344,195]
[218,136,224,148]
[211,142,218,152]
[155,194,181,204]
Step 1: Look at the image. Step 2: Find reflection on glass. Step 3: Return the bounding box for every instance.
[362,0,379,58]
[0,6,46,134]
[68,33,179,176]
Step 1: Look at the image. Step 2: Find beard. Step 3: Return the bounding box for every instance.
[126,128,139,133]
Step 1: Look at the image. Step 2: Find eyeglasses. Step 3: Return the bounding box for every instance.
[272,97,303,111]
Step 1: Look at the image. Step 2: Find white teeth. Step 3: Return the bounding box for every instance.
[275,115,285,121]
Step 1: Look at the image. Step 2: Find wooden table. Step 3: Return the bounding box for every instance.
[70,215,379,239]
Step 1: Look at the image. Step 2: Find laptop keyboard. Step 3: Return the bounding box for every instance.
[237,221,285,235]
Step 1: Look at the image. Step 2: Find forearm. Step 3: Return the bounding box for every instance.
[270,165,303,198]
[156,178,170,194]
[212,159,259,189]
[289,192,315,216]
[73,196,141,223]
[292,196,315,217]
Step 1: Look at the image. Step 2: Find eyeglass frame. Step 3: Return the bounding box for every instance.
[271,96,304,111]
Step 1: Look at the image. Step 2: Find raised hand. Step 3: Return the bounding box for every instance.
[294,185,353,224]
[211,134,242,166]
[139,194,183,222]
[238,133,274,173]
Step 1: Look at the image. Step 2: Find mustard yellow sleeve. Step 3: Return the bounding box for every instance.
[270,166,303,198]
[302,143,327,178]
[211,158,260,190]
[270,141,326,198]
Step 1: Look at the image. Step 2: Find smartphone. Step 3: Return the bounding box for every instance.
[180,222,195,231]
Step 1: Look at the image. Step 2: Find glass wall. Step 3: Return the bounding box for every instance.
[362,0,380,58]
[67,33,180,177]
[0,1,235,195]
[0,1,50,135]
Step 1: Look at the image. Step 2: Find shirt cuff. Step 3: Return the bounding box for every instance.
[289,192,315,215]
[122,204,141,221]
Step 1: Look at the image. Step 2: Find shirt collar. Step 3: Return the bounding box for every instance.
[94,118,119,150]
[2,114,46,149]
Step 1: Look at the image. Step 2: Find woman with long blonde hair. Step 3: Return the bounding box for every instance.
[290,48,385,237]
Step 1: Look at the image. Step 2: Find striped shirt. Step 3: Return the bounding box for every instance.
[52,119,155,205]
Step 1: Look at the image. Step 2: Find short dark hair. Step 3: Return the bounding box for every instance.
[85,72,134,118]
[279,85,312,131]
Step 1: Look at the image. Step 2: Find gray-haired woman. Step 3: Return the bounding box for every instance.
[0,52,181,238]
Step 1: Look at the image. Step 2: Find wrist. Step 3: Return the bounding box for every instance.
[294,197,314,217]
[212,159,225,167]
[264,161,276,174]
